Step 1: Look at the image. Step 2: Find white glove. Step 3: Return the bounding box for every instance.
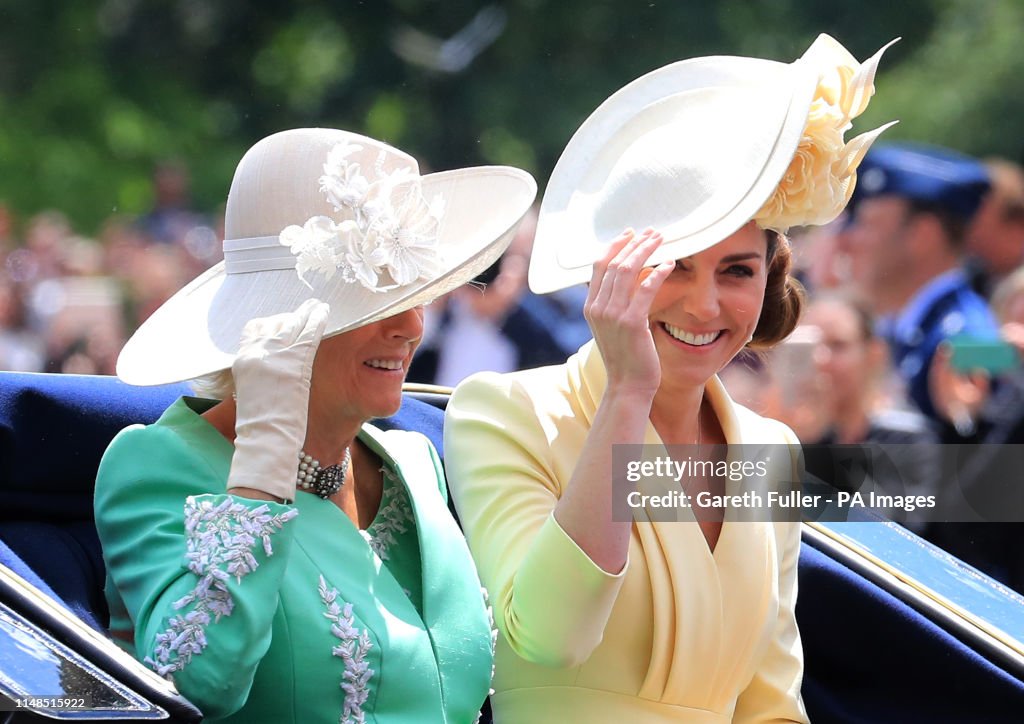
[226,298,330,502]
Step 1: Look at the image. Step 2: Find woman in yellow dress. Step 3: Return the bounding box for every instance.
[444,35,895,722]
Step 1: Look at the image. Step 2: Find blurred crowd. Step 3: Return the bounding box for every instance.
[729,145,1024,593]
[0,162,222,376]
[1,143,1023,591]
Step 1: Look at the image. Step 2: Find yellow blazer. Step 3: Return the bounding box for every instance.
[444,341,809,723]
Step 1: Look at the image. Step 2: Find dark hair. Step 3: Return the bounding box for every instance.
[748,229,805,349]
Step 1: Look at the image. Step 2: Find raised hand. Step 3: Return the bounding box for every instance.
[584,228,674,398]
[227,298,331,502]
[929,343,990,437]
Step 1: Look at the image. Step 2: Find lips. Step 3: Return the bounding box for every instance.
[662,322,722,346]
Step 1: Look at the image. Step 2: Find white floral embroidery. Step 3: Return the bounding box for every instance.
[145,496,297,678]
[319,575,374,724]
[481,587,498,697]
[281,141,444,293]
[363,468,415,560]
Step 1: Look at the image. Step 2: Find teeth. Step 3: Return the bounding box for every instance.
[366,359,403,370]
[663,323,721,346]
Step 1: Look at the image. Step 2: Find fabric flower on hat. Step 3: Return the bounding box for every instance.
[281,216,352,282]
[755,34,899,231]
[365,184,444,286]
[320,143,370,212]
[282,142,444,292]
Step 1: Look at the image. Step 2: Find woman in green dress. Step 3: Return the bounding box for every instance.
[95,128,536,723]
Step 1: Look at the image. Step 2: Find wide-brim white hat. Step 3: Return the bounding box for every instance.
[118,128,537,385]
[529,35,895,294]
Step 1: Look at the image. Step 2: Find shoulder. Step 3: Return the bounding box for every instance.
[936,282,998,334]
[450,363,568,401]
[96,398,225,507]
[100,401,199,472]
[444,366,584,483]
[448,364,574,425]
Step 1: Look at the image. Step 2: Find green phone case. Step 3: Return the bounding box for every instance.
[947,335,1019,374]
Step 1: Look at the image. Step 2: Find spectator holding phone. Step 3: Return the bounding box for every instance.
[928,267,1024,592]
[930,266,1024,437]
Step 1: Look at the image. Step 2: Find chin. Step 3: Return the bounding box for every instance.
[367,392,404,420]
[656,348,733,388]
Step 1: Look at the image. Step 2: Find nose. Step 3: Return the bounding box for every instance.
[683,275,720,322]
[383,306,424,343]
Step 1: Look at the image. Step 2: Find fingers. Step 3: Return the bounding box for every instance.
[238,298,331,350]
[587,228,663,317]
[630,260,675,312]
[929,344,989,424]
[595,228,637,268]
[294,299,330,347]
[588,228,637,298]
[967,370,991,395]
[1002,322,1024,353]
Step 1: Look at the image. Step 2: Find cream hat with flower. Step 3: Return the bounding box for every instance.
[529,34,897,294]
[117,128,537,385]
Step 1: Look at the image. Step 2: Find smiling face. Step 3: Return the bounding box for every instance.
[308,306,424,423]
[648,221,769,391]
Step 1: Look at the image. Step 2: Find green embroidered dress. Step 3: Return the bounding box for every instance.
[95,398,494,723]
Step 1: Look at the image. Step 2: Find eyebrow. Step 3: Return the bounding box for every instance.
[679,251,764,265]
[719,252,762,263]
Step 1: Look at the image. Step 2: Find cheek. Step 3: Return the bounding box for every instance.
[648,282,678,316]
[725,285,765,331]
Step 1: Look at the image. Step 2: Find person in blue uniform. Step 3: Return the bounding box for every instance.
[841,143,998,422]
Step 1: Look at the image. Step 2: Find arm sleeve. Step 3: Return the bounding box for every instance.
[443,372,626,669]
[94,424,297,719]
[734,422,808,723]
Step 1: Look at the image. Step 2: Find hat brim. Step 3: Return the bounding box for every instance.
[529,55,818,294]
[117,165,536,386]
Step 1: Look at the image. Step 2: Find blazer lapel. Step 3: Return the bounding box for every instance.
[360,424,492,716]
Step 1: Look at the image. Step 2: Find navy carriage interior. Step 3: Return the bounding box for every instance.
[0,372,1022,722]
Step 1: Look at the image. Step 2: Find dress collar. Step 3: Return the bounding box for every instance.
[565,340,747,445]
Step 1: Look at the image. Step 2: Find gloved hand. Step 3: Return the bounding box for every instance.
[226,298,330,502]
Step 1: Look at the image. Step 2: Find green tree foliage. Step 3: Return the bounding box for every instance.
[0,0,1017,233]
[858,0,1024,160]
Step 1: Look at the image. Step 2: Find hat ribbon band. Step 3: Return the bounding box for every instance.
[222,235,296,275]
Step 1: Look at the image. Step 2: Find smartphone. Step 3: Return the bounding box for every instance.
[947,335,1019,375]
